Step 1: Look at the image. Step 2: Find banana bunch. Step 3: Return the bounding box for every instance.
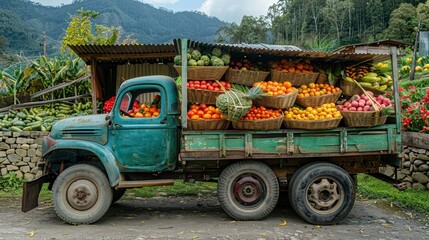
[344,72,393,91]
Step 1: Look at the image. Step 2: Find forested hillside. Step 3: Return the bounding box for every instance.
[0,0,224,56]
[216,0,429,51]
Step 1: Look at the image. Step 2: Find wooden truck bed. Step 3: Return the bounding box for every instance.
[180,123,401,165]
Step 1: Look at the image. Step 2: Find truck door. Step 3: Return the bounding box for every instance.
[109,84,169,172]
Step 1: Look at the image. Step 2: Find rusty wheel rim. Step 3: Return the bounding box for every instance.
[306,177,345,215]
[232,174,265,207]
[66,179,98,211]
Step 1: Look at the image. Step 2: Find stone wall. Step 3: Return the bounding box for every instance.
[382,132,429,190]
[0,131,47,182]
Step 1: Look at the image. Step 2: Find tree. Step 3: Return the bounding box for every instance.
[61,8,135,51]
[383,3,417,43]
[214,16,268,44]
[320,0,354,43]
[417,1,429,30]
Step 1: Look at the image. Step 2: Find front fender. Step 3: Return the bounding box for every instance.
[42,137,120,187]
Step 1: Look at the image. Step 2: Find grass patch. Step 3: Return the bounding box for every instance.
[0,183,51,201]
[357,173,429,216]
[126,181,217,198]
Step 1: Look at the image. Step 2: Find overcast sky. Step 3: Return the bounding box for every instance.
[30,0,277,23]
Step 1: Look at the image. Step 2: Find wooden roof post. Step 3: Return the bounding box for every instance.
[91,57,97,114]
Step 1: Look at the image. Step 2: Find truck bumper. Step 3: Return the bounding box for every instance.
[21,175,47,212]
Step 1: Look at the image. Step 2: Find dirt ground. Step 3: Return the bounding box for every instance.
[0,193,428,240]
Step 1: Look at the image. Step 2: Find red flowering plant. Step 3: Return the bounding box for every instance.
[398,86,429,133]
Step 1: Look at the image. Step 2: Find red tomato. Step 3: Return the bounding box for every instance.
[214,87,220,91]
[208,86,214,90]
[226,83,231,89]
[201,80,207,85]
[212,82,219,87]
[200,84,208,89]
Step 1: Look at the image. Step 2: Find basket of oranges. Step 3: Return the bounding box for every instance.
[283,103,343,130]
[269,59,319,86]
[232,106,284,130]
[186,104,230,130]
[295,83,342,108]
[253,81,298,109]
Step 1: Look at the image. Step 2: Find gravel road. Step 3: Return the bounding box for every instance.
[1,193,428,240]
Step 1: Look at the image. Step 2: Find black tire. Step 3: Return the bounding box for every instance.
[52,164,113,225]
[288,163,312,207]
[290,162,355,225]
[217,161,279,220]
[112,188,126,204]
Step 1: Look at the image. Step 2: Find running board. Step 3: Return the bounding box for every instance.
[117,179,174,188]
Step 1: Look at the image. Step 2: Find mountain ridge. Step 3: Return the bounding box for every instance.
[0,0,225,56]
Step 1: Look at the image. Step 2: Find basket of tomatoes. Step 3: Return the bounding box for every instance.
[269,59,319,86]
[283,103,342,130]
[186,104,230,130]
[295,83,342,108]
[187,80,231,105]
[232,106,284,130]
[253,81,298,109]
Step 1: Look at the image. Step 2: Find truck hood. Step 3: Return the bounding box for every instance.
[49,114,109,145]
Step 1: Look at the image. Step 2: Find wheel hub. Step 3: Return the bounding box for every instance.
[233,175,264,206]
[307,178,342,211]
[67,179,98,211]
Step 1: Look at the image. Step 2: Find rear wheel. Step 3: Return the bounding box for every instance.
[217,161,279,220]
[290,162,355,225]
[52,164,113,225]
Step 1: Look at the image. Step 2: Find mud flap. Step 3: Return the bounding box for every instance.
[22,175,46,212]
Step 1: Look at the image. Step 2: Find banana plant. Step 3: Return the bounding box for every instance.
[0,67,31,104]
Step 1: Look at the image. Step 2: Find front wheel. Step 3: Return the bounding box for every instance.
[217,161,279,220]
[52,164,113,225]
[290,162,355,225]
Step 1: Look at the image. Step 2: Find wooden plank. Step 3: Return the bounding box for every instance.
[0,94,91,113]
[30,74,90,99]
[91,58,97,114]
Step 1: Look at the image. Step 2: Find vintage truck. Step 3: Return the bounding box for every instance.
[22,41,402,225]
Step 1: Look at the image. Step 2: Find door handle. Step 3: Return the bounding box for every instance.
[160,117,167,124]
[114,123,123,127]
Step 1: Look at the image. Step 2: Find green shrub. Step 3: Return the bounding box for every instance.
[0,172,24,192]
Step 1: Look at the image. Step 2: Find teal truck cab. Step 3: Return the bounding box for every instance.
[22,53,402,226]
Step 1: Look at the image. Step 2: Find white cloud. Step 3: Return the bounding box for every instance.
[141,0,178,4]
[199,0,277,23]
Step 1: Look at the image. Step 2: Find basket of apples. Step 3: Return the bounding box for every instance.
[186,80,231,105]
[337,92,391,127]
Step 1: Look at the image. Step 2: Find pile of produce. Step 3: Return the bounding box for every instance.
[125,103,160,118]
[229,58,267,71]
[344,63,393,92]
[240,106,282,120]
[253,81,297,96]
[216,87,262,121]
[187,104,224,120]
[269,59,315,73]
[103,96,140,113]
[0,102,93,132]
[337,92,391,112]
[297,83,341,98]
[284,103,342,121]
[187,80,231,92]
[174,47,230,67]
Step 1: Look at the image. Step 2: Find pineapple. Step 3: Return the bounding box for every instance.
[216,87,262,121]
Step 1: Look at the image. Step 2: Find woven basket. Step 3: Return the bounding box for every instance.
[283,117,342,130]
[232,114,284,130]
[270,70,319,86]
[340,110,387,127]
[187,88,222,105]
[254,90,298,109]
[187,118,230,130]
[295,91,342,107]
[340,80,386,97]
[225,68,269,86]
[174,66,228,81]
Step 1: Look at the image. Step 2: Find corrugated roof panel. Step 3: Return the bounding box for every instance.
[69,44,176,64]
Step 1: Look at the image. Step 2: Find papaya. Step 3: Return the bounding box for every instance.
[360,76,378,84]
